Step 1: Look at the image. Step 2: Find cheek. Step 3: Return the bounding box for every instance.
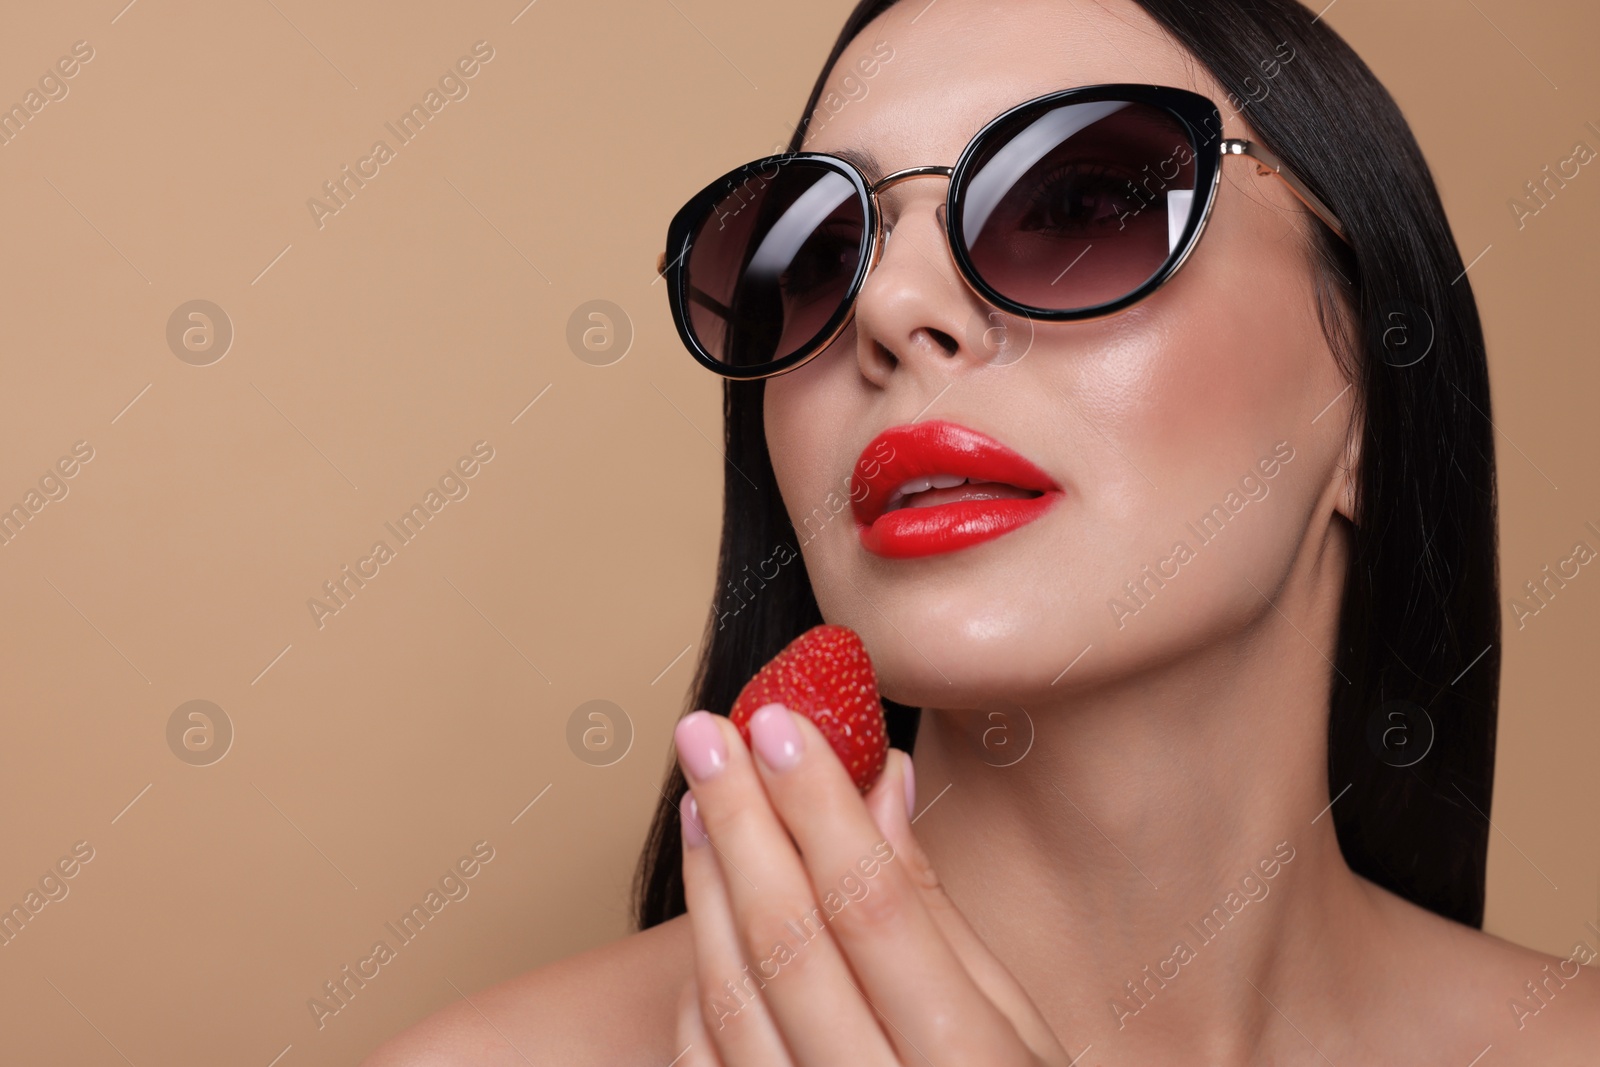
[764,372,821,493]
[763,356,860,535]
[1123,296,1310,463]
[1085,213,1329,502]
[1044,237,1337,661]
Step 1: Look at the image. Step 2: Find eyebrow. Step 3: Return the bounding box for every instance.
[823,146,887,183]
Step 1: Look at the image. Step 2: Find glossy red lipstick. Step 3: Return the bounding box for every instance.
[850,419,1062,559]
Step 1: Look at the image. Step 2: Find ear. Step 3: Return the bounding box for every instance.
[1333,413,1361,525]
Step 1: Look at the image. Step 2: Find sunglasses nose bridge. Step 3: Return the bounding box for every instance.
[867,165,954,218]
[865,165,955,259]
[868,164,954,194]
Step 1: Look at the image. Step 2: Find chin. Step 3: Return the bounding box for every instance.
[824,579,1095,711]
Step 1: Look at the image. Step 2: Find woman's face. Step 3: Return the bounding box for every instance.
[764,0,1358,711]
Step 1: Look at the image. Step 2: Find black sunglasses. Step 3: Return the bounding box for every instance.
[658,83,1350,380]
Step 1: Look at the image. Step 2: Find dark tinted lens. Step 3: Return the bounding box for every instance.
[958,100,1198,311]
[683,159,866,369]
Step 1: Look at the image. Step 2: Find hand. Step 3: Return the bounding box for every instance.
[669,704,1078,1066]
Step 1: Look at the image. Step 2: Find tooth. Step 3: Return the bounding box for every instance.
[928,474,966,489]
[898,476,934,495]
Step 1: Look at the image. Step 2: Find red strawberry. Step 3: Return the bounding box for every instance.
[729,624,888,793]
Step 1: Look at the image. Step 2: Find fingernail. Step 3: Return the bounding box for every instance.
[675,711,727,782]
[680,792,707,848]
[749,703,803,772]
[902,752,916,821]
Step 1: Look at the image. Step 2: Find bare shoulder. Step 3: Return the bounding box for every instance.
[361,913,694,1067]
[1361,880,1600,1063]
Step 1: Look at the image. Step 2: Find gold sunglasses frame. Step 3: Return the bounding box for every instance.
[658,86,1351,380]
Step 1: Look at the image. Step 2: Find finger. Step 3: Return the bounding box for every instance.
[675,976,725,1067]
[675,710,898,1067]
[865,750,1075,1067]
[745,704,1042,1066]
[679,791,795,1065]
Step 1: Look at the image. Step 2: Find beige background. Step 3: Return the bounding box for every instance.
[0,0,1594,1062]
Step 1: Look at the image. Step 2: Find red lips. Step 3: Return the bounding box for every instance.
[849,419,1063,559]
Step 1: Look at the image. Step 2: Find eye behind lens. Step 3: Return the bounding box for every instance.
[682,158,870,371]
[954,97,1201,316]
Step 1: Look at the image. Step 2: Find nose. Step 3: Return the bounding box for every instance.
[851,179,989,389]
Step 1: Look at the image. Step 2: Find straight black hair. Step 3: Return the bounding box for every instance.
[634,0,1499,931]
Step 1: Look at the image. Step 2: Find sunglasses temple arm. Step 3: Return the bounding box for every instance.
[1222,139,1350,247]
[658,246,738,324]
[688,284,733,321]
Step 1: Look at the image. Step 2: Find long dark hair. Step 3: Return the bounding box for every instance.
[633,0,1499,931]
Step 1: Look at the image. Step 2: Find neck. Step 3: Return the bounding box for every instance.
[905,590,1379,1060]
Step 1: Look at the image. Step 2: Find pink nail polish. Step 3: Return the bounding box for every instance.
[674,711,727,782]
[680,792,707,848]
[749,703,803,771]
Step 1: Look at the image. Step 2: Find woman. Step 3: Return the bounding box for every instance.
[366,0,1600,1062]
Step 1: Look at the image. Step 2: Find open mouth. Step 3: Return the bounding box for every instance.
[850,420,1063,559]
[883,476,1047,515]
